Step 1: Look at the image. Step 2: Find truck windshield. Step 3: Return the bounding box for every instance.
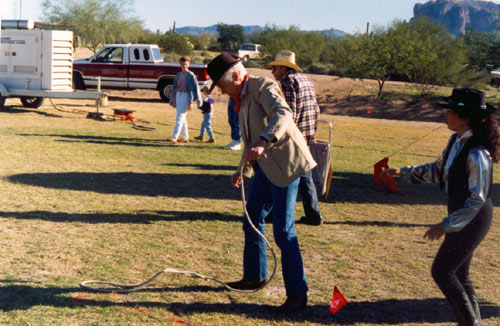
[240,44,255,51]
[152,48,163,62]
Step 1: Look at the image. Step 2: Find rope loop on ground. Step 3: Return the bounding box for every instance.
[80,164,276,293]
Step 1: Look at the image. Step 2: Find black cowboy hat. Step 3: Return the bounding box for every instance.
[437,88,497,113]
[206,53,241,93]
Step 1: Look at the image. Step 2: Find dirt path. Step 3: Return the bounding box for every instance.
[107,67,447,123]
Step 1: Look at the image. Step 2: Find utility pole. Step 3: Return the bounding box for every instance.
[19,0,23,19]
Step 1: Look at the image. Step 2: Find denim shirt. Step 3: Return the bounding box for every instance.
[400,131,493,232]
[169,70,202,108]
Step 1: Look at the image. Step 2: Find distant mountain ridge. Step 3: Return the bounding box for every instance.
[175,24,346,38]
[413,0,500,35]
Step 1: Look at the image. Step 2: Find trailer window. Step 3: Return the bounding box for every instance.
[143,49,150,61]
[133,48,140,60]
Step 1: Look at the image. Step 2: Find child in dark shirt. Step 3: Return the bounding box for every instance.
[194,87,215,143]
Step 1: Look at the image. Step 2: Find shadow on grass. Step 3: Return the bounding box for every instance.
[1,284,499,325]
[163,163,236,171]
[7,172,240,200]
[325,220,431,228]
[8,170,500,207]
[107,95,163,103]
[0,210,242,223]
[18,133,170,148]
[325,171,500,207]
[18,133,231,149]
[320,91,445,123]
[0,107,62,118]
[163,298,500,324]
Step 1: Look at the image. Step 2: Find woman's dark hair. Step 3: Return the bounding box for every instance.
[455,108,500,163]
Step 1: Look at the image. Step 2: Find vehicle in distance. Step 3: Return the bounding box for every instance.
[72,44,210,101]
[224,43,261,61]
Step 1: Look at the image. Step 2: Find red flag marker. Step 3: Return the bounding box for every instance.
[373,157,405,195]
[366,108,371,115]
[330,286,348,315]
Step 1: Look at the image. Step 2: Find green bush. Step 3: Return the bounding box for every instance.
[159,33,193,55]
[307,62,336,75]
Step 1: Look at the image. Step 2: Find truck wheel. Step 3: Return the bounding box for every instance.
[20,97,45,108]
[243,55,250,62]
[0,96,5,111]
[159,83,173,102]
[73,72,86,90]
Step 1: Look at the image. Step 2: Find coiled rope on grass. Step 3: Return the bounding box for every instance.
[80,164,276,293]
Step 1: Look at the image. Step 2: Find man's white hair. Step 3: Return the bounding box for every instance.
[219,61,247,82]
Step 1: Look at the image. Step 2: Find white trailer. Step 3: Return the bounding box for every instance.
[0,20,107,110]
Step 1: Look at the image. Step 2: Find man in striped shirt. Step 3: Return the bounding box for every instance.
[269,50,323,226]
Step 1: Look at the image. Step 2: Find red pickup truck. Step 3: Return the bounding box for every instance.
[72,44,210,102]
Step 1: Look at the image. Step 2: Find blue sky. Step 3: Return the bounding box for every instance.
[2,0,500,34]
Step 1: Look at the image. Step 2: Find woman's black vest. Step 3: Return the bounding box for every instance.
[439,134,493,214]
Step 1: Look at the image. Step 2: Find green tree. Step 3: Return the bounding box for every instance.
[320,34,360,76]
[137,30,163,45]
[216,23,245,50]
[461,27,500,72]
[257,26,326,67]
[159,33,193,55]
[327,18,471,97]
[186,33,215,51]
[41,0,143,52]
[406,17,468,94]
[340,24,412,97]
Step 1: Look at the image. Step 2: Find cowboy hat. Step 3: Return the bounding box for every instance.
[437,88,497,113]
[206,53,241,93]
[267,50,302,72]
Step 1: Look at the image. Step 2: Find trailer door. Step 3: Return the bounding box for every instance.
[0,31,42,89]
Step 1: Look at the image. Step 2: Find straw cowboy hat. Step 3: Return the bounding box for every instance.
[437,88,497,113]
[267,50,302,72]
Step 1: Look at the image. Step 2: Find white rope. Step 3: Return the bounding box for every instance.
[80,164,277,293]
[362,123,445,174]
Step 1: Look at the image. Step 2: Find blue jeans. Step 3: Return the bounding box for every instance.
[299,170,322,219]
[243,166,308,297]
[200,113,214,139]
[227,98,241,142]
[173,92,189,140]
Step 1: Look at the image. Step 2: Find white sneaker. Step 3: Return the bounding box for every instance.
[228,143,241,150]
[224,140,241,149]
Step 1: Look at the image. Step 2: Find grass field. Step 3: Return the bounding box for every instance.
[0,92,499,326]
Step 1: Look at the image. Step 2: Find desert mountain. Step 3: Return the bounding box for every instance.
[413,0,500,35]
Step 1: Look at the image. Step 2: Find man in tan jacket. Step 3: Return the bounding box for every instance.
[206,53,316,312]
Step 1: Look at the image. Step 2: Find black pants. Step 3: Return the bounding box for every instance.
[298,170,322,219]
[431,199,493,324]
